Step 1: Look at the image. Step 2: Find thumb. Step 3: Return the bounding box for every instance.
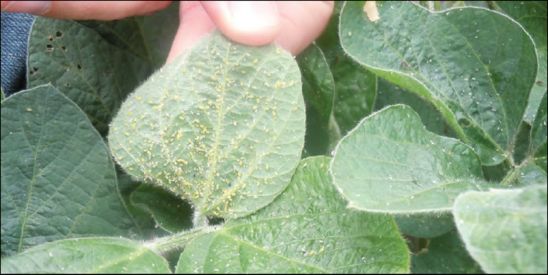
[200,1,281,46]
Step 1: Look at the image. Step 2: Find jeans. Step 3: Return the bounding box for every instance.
[1,12,34,96]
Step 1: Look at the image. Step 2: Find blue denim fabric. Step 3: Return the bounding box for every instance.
[1,12,35,96]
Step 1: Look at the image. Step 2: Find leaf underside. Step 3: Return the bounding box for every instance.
[108,31,306,219]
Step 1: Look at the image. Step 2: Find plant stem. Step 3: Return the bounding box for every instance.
[500,164,523,186]
[192,209,209,227]
[145,225,220,254]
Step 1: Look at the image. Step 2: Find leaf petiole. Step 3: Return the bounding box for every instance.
[145,225,220,254]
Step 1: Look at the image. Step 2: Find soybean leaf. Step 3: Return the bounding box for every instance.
[531,92,547,170]
[330,105,486,214]
[130,184,194,233]
[316,2,377,136]
[296,44,335,156]
[78,2,179,69]
[395,213,454,239]
[411,230,483,274]
[1,85,135,255]
[27,5,179,135]
[176,157,410,273]
[117,171,171,239]
[0,237,170,273]
[454,184,547,273]
[109,31,306,220]
[340,1,537,165]
[331,56,377,136]
[495,1,547,124]
[377,79,456,138]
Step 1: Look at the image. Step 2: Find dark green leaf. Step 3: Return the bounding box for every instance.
[77,2,179,69]
[297,44,335,156]
[1,85,135,255]
[130,184,193,233]
[176,157,410,273]
[396,213,454,239]
[27,5,179,135]
[340,1,537,165]
[376,79,456,138]
[412,230,483,274]
[496,1,547,124]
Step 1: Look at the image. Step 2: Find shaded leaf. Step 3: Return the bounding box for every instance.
[531,92,547,170]
[376,79,456,138]
[78,2,179,69]
[296,44,335,156]
[130,184,194,233]
[330,105,486,214]
[109,31,306,219]
[340,1,537,165]
[395,213,454,239]
[176,157,410,273]
[316,2,377,136]
[1,85,135,255]
[454,184,547,273]
[0,237,170,273]
[411,230,483,274]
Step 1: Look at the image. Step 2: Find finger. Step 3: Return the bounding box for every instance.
[200,1,280,46]
[166,1,216,63]
[275,1,334,55]
[0,1,171,20]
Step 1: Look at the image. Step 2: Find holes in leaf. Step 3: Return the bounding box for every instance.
[77,64,82,70]
[29,67,39,75]
[48,35,53,42]
[55,31,63,38]
[64,83,71,88]
[61,46,67,51]
[45,44,54,52]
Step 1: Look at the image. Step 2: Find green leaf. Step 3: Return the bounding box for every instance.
[27,18,149,135]
[411,230,483,274]
[1,85,135,255]
[77,2,179,69]
[115,170,164,239]
[296,44,335,156]
[316,1,377,137]
[454,184,548,273]
[395,213,454,239]
[0,237,170,273]
[531,92,547,169]
[176,157,410,273]
[340,1,538,165]
[130,184,194,233]
[331,56,377,136]
[376,79,456,138]
[109,31,306,220]
[330,105,486,214]
[27,6,179,135]
[495,1,547,124]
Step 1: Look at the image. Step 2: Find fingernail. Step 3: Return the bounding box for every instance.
[1,1,51,15]
[228,1,278,32]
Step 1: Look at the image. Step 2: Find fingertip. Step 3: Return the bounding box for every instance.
[201,1,280,46]
[166,2,216,63]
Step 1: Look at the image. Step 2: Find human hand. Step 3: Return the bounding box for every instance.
[1,1,334,62]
